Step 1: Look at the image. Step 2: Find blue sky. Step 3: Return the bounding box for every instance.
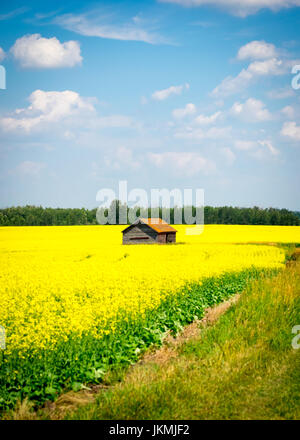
[0,0,300,210]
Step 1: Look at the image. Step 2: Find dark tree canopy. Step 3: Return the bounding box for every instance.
[0,203,299,226]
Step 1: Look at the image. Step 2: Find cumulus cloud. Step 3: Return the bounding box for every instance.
[0,47,5,62]
[194,111,222,125]
[149,151,216,175]
[0,90,136,137]
[281,121,300,141]
[248,58,284,75]
[172,103,196,118]
[0,90,95,133]
[10,34,82,69]
[211,40,292,97]
[231,98,272,122]
[158,0,300,17]
[212,58,285,97]
[152,83,189,101]
[237,41,277,60]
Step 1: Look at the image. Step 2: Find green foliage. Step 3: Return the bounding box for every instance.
[0,267,275,413]
[0,203,299,226]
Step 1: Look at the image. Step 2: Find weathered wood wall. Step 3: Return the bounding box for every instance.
[122,224,158,244]
[122,224,177,244]
[167,232,176,243]
[157,233,166,243]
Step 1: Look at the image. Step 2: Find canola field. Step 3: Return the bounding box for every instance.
[0,224,299,410]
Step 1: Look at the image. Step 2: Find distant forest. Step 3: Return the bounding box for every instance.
[0,203,299,226]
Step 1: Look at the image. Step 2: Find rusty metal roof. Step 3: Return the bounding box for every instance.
[139,218,177,233]
[122,218,177,234]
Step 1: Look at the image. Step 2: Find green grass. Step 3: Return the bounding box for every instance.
[66,260,300,420]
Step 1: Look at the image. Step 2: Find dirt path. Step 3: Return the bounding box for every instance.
[139,294,240,366]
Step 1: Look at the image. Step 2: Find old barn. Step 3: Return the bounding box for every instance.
[122,218,177,245]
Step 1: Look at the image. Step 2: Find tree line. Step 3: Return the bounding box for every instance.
[0,203,299,226]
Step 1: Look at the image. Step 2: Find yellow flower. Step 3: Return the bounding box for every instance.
[0,224,296,358]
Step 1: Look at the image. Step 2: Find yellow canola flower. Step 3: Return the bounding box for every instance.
[0,224,297,356]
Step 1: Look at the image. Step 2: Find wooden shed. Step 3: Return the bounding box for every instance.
[122,218,177,245]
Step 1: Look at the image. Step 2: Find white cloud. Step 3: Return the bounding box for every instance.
[212,69,251,97]
[0,90,136,137]
[0,7,28,21]
[104,146,140,170]
[281,121,300,141]
[54,13,166,45]
[175,125,231,141]
[267,87,295,99]
[159,0,300,17]
[0,90,95,133]
[12,161,46,177]
[194,111,222,125]
[248,58,284,76]
[152,83,189,101]
[234,139,279,157]
[258,140,279,155]
[172,103,196,118]
[0,47,5,62]
[281,105,295,119]
[231,98,272,122]
[149,152,216,175]
[237,41,277,60]
[10,34,82,69]
[212,55,287,97]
